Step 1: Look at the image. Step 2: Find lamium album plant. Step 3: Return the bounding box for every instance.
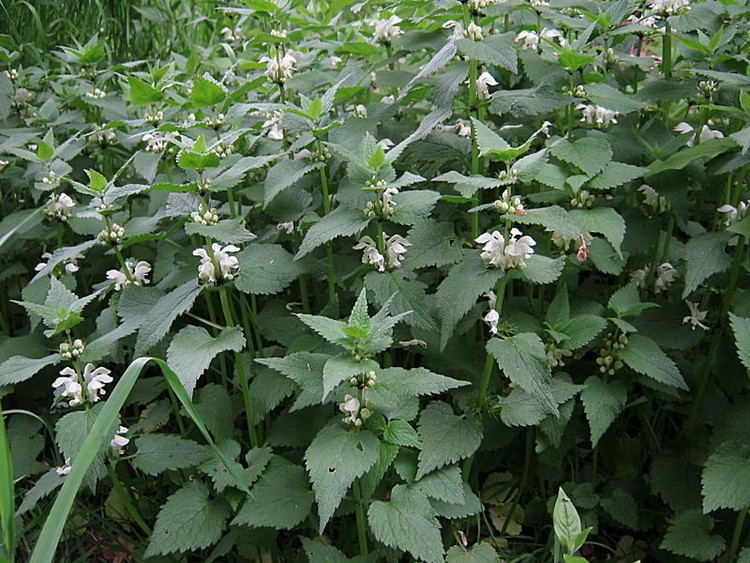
[2,0,750,561]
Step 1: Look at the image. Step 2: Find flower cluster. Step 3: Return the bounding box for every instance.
[372,16,403,43]
[59,339,85,360]
[260,52,296,83]
[45,193,75,221]
[596,334,627,376]
[577,104,620,127]
[52,364,113,408]
[106,259,152,291]
[194,243,240,284]
[191,203,220,225]
[476,228,536,271]
[353,233,411,272]
[97,223,125,246]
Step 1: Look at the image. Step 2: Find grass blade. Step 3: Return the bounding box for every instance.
[0,401,16,563]
[29,357,250,563]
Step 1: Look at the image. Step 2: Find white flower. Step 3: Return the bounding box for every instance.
[674,122,723,146]
[110,426,130,454]
[718,202,748,226]
[277,221,295,234]
[339,394,362,426]
[467,22,483,41]
[476,72,498,100]
[454,120,471,137]
[639,184,670,213]
[443,20,465,40]
[0,160,8,171]
[493,189,525,214]
[330,55,343,67]
[673,121,694,135]
[540,27,566,47]
[386,234,411,269]
[52,367,85,408]
[683,302,709,331]
[648,0,690,14]
[56,458,72,476]
[142,130,177,152]
[221,27,244,42]
[353,104,368,118]
[260,52,296,82]
[193,243,240,284]
[82,363,113,403]
[577,104,619,127]
[476,228,535,270]
[468,0,502,10]
[377,138,394,151]
[35,251,80,274]
[262,111,284,140]
[85,88,106,99]
[45,193,75,221]
[515,30,539,50]
[353,236,386,271]
[654,262,678,293]
[505,228,536,268]
[699,125,723,143]
[483,291,500,335]
[631,268,648,288]
[373,15,403,43]
[476,231,508,268]
[106,259,152,291]
[270,28,287,38]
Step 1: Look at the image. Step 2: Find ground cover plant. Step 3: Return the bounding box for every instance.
[2,0,750,561]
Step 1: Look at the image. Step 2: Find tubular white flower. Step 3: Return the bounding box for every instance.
[110,426,130,454]
[353,236,386,272]
[443,20,465,41]
[45,193,75,221]
[718,202,747,226]
[631,268,648,288]
[515,30,539,50]
[193,243,240,284]
[467,22,483,41]
[577,104,619,127]
[260,52,296,83]
[277,221,295,234]
[106,259,152,291]
[476,231,507,268]
[56,458,72,476]
[540,27,566,47]
[648,0,690,14]
[82,363,113,403]
[683,301,709,331]
[52,367,84,408]
[654,262,678,293]
[476,72,498,100]
[372,15,403,43]
[505,228,536,268]
[385,234,411,269]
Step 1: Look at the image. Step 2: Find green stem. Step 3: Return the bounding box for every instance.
[662,20,672,80]
[219,286,259,447]
[353,479,369,555]
[316,140,337,305]
[730,508,748,562]
[105,463,151,536]
[501,429,533,535]
[227,186,237,217]
[113,247,134,283]
[660,214,675,264]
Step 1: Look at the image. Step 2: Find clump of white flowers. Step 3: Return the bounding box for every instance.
[340,394,373,426]
[683,301,709,331]
[106,259,152,291]
[52,364,113,408]
[0,160,8,172]
[262,111,284,140]
[85,88,106,99]
[56,458,72,477]
[59,339,85,361]
[654,262,678,293]
[648,0,690,14]
[41,170,59,187]
[467,22,483,41]
[673,122,723,146]
[483,291,500,335]
[45,193,75,221]
[476,228,536,270]
[193,243,240,284]
[34,252,80,275]
[364,183,398,220]
[718,202,748,226]
[97,223,125,246]
[142,130,177,152]
[372,15,403,43]
[577,104,620,127]
[698,80,718,99]
[540,27,566,47]
[353,233,411,271]
[260,52,297,83]
[144,110,164,125]
[4,68,18,81]
[476,72,498,100]
[277,221,295,234]
[639,184,670,213]
[437,120,471,137]
[351,104,368,118]
[191,203,220,226]
[110,426,130,454]
[221,26,245,42]
[515,30,539,50]
[493,189,525,214]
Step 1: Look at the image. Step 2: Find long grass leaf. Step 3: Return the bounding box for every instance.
[0,401,16,563]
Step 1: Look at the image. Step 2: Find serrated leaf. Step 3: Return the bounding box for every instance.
[257,352,327,410]
[190,76,226,107]
[235,243,303,295]
[132,434,211,475]
[144,481,230,557]
[167,325,245,397]
[384,419,421,448]
[557,315,607,350]
[702,441,750,513]
[730,313,750,372]
[660,509,725,561]
[296,206,370,259]
[364,271,437,332]
[406,221,463,270]
[416,402,482,479]
[550,138,612,177]
[0,353,61,386]
[185,218,256,244]
[580,376,627,447]
[457,33,517,72]
[368,485,444,563]
[264,159,325,208]
[487,333,557,415]
[322,354,378,399]
[390,190,440,225]
[233,458,313,529]
[445,542,498,563]
[305,424,380,531]
[431,482,482,519]
[620,334,687,390]
[570,207,626,258]
[520,255,565,285]
[589,162,646,190]
[412,464,464,504]
[584,83,644,114]
[508,206,581,240]
[646,137,737,176]
[683,232,731,298]
[433,171,503,198]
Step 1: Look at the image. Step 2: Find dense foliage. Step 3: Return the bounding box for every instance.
[2,0,750,561]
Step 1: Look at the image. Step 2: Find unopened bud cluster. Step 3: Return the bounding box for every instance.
[603,47,618,66]
[212,142,233,158]
[60,339,85,360]
[85,88,106,99]
[349,370,377,389]
[698,80,718,99]
[339,394,374,427]
[206,113,226,128]
[545,342,572,368]
[570,189,595,209]
[493,188,524,214]
[144,110,164,125]
[191,203,220,225]
[595,333,627,376]
[4,68,18,81]
[197,177,213,193]
[42,171,59,186]
[97,223,125,246]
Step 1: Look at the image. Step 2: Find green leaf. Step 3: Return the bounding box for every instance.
[487,333,557,415]
[144,480,230,557]
[190,76,226,107]
[36,141,54,162]
[256,352,327,410]
[457,33,517,73]
[445,542,498,563]
[580,376,627,447]
[301,538,354,563]
[584,83,644,114]
[646,138,737,176]
[660,509,726,562]
[233,457,313,529]
[305,424,380,531]
[264,159,325,208]
[553,488,583,554]
[405,221,463,270]
[519,255,565,285]
[185,218,256,244]
[550,138,612,177]
[134,279,203,356]
[588,162,646,190]
[412,464,464,504]
[167,325,245,397]
[128,76,162,105]
[683,232,731,298]
[570,208,626,258]
[384,419,421,448]
[620,334,687,390]
[364,271,438,332]
[390,190,441,226]
[132,434,211,475]
[433,171,504,198]
[730,313,750,372]
[322,355,378,399]
[608,283,656,318]
[556,315,607,350]
[235,243,303,295]
[368,485,444,563]
[498,377,582,428]
[0,353,60,386]
[56,405,114,492]
[508,206,580,240]
[431,483,482,519]
[416,402,482,480]
[702,441,750,512]
[490,87,572,118]
[296,207,370,259]
[436,254,502,349]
